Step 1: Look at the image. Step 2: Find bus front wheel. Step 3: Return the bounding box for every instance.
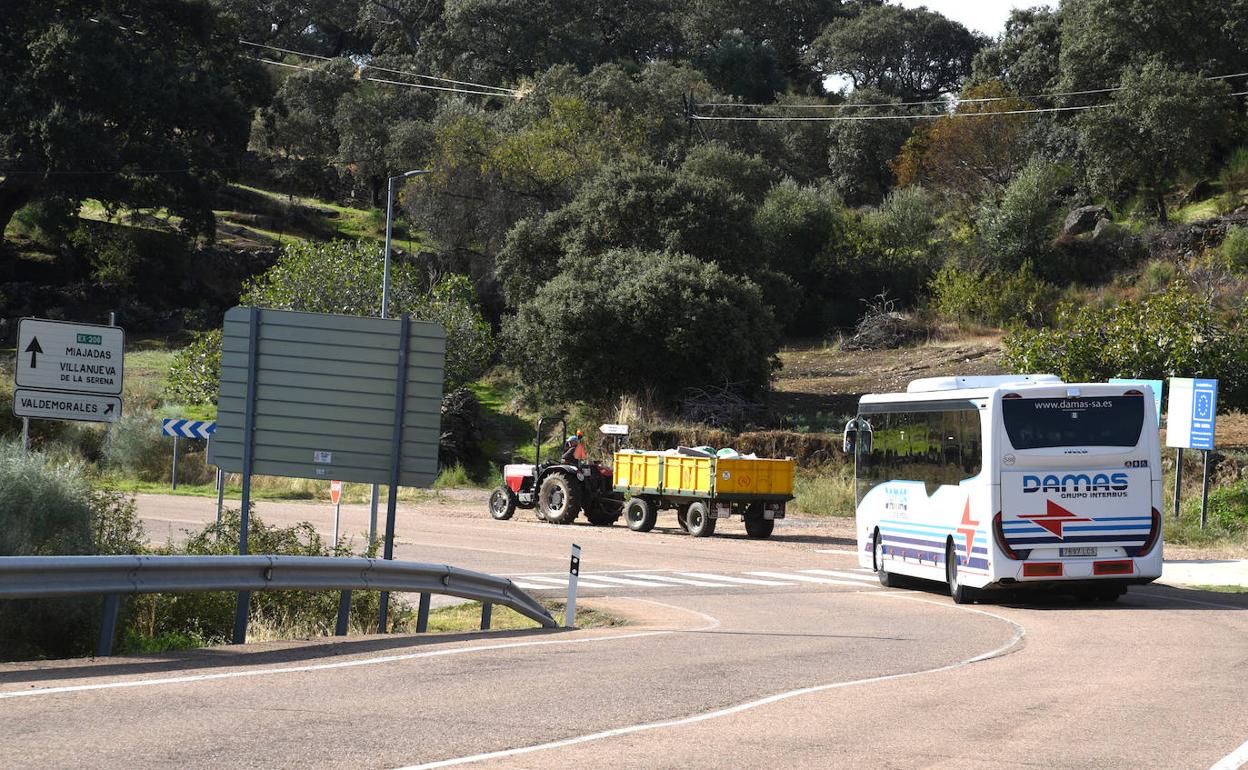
[946,541,976,604]
[874,530,905,588]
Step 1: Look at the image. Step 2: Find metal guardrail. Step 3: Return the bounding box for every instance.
[0,555,556,656]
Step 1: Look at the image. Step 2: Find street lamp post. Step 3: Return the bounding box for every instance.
[370,169,430,546]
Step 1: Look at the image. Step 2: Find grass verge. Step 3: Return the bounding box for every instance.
[420,600,623,633]
[792,465,856,517]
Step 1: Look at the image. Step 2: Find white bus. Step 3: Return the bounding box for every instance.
[852,375,1163,603]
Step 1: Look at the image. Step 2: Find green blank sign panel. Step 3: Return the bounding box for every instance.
[213,307,446,487]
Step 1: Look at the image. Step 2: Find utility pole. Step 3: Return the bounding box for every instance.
[371,169,431,545]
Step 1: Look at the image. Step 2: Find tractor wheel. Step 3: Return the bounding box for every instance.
[539,472,582,525]
[625,497,657,532]
[686,501,716,537]
[488,486,517,520]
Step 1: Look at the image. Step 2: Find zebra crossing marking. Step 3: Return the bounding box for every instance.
[509,568,883,592]
[746,571,866,587]
[800,569,879,583]
[677,572,794,586]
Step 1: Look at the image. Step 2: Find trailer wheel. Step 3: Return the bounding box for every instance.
[625,497,657,532]
[585,505,618,527]
[686,501,716,537]
[488,486,517,520]
[744,515,774,539]
[539,472,581,525]
[675,504,690,532]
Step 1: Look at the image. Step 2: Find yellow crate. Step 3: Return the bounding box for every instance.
[613,452,663,492]
[714,457,794,497]
[662,455,713,495]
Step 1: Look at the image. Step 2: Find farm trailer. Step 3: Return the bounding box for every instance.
[612,451,794,538]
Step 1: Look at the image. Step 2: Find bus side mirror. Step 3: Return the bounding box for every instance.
[843,420,857,454]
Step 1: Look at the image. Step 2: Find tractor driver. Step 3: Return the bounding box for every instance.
[561,430,587,464]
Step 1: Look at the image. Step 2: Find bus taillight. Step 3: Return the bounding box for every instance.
[1135,507,1162,557]
[993,512,1023,560]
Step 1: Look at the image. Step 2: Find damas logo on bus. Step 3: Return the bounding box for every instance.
[1022,472,1130,500]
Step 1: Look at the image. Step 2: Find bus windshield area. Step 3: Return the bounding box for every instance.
[1002,396,1144,450]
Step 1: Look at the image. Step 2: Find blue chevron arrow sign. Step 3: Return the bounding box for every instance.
[161,419,216,439]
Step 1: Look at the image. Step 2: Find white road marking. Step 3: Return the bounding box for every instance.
[580,575,671,587]
[677,572,794,586]
[800,570,879,584]
[746,571,864,587]
[396,596,1026,770]
[1209,736,1248,770]
[513,581,557,590]
[513,575,614,589]
[618,574,729,587]
[0,601,721,701]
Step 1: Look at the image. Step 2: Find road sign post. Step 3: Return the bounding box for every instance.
[161,420,216,491]
[1167,377,1219,528]
[213,306,445,640]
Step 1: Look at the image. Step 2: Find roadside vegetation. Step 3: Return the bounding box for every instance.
[4,0,1248,654]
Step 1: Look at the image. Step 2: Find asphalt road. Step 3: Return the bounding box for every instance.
[2,493,1247,769]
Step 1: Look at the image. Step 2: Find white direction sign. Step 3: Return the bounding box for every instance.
[16,318,124,395]
[13,389,122,423]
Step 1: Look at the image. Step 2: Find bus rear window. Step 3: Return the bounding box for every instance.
[1002,396,1144,449]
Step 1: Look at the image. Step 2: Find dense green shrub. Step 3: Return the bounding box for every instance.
[102,408,170,482]
[129,511,388,647]
[1001,284,1248,409]
[930,262,1056,327]
[164,329,223,405]
[503,249,781,405]
[0,442,143,661]
[1223,226,1248,270]
[977,159,1071,275]
[1203,479,1248,533]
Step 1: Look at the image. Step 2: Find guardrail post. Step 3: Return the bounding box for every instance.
[416,593,431,632]
[480,602,492,630]
[335,590,352,636]
[97,595,120,657]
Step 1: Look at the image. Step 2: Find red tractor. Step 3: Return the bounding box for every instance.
[488,417,622,526]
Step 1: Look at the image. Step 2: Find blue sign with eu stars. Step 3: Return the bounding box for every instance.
[1189,379,1217,450]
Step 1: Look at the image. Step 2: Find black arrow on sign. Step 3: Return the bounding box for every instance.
[104,403,115,415]
[24,337,43,368]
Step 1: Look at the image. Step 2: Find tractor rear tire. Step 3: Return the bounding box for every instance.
[686,501,716,537]
[488,486,517,520]
[539,472,582,525]
[625,497,657,532]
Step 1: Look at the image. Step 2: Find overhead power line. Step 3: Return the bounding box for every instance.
[247,57,516,98]
[238,39,517,95]
[692,103,1107,122]
[703,70,1248,112]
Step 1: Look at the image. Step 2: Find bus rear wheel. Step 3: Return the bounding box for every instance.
[946,541,976,604]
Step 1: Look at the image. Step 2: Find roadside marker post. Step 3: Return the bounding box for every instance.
[330,480,343,547]
[566,544,581,628]
[160,420,216,491]
[1167,377,1219,528]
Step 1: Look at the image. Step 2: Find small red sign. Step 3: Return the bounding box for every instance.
[330,480,342,506]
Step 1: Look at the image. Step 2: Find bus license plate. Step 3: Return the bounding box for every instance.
[1061,547,1096,557]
